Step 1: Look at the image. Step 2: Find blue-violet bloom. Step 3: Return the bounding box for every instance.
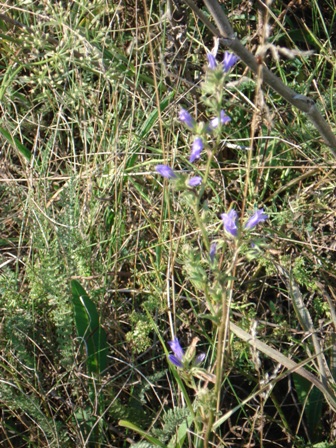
[207,53,217,70]
[168,337,184,368]
[179,108,195,129]
[223,51,239,72]
[194,353,206,366]
[189,137,204,163]
[210,242,217,263]
[221,209,238,237]
[155,164,177,179]
[209,110,231,129]
[168,337,205,368]
[245,209,268,230]
[188,176,202,187]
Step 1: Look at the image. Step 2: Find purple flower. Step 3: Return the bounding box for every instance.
[168,337,184,368]
[189,137,204,163]
[155,164,177,179]
[168,337,205,368]
[221,209,238,237]
[207,53,217,70]
[188,176,202,187]
[223,52,239,72]
[209,110,231,129]
[245,209,268,230]
[194,353,206,365]
[209,242,217,263]
[179,108,195,129]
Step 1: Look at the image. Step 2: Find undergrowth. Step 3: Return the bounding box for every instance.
[0,0,336,446]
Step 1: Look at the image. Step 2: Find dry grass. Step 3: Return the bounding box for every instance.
[0,0,336,446]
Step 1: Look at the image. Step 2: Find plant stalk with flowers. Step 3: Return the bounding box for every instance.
[155,51,270,446]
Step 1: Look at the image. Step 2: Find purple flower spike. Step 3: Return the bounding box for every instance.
[179,108,195,129]
[168,337,184,368]
[207,53,217,70]
[223,51,239,72]
[221,209,238,238]
[189,137,204,163]
[188,176,202,187]
[245,209,268,230]
[155,164,177,179]
[210,110,231,129]
[209,242,217,263]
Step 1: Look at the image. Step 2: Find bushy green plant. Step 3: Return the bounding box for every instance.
[1,0,336,446]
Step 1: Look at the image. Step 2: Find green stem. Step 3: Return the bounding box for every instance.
[214,245,240,412]
[198,145,214,201]
[191,144,216,253]
[193,199,210,252]
[203,411,214,448]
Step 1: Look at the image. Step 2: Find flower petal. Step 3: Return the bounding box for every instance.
[221,209,238,237]
[169,354,183,368]
[189,137,204,163]
[207,53,217,70]
[245,209,268,230]
[209,110,231,129]
[223,52,239,72]
[179,108,195,129]
[155,164,176,179]
[188,176,202,187]
[209,242,217,263]
[194,353,206,366]
[168,337,184,361]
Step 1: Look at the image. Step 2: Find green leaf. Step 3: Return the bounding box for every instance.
[293,374,323,441]
[119,420,166,447]
[0,127,32,162]
[138,91,175,140]
[167,413,193,448]
[71,280,107,376]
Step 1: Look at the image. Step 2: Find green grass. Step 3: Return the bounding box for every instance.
[1,0,336,446]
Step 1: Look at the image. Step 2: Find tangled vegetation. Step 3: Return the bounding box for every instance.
[0,0,336,446]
